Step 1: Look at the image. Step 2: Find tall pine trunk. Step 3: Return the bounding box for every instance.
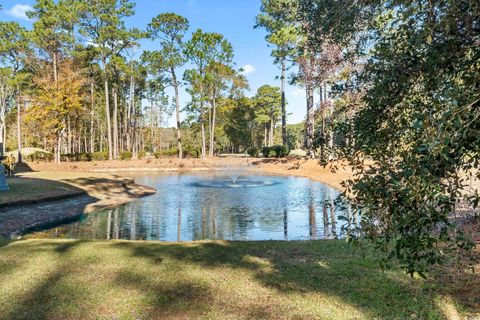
[90,83,95,153]
[269,118,274,146]
[200,82,206,158]
[67,117,72,154]
[305,81,315,158]
[171,67,183,159]
[281,59,287,146]
[325,83,334,160]
[113,87,119,159]
[127,64,135,152]
[209,91,217,157]
[319,85,325,161]
[16,90,22,163]
[103,57,113,160]
[264,125,267,147]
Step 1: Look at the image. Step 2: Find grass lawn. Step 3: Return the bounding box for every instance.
[0,171,138,207]
[0,239,475,320]
[0,173,83,206]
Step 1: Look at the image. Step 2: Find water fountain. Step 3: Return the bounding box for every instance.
[227,167,245,185]
[23,173,347,242]
[192,167,277,188]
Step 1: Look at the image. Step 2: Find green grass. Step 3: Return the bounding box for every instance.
[0,175,85,206]
[0,172,133,206]
[0,239,473,320]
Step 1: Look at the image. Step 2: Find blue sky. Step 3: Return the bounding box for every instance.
[1,0,307,125]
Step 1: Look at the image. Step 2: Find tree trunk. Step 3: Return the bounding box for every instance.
[103,57,113,160]
[1,112,4,156]
[67,117,72,154]
[281,59,287,146]
[127,60,135,152]
[0,95,6,157]
[55,131,62,163]
[200,85,207,158]
[113,87,119,159]
[208,103,212,155]
[132,99,137,159]
[305,81,315,158]
[171,67,183,159]
[325,83,334,160]
[16,92,22,163]
[269,117,274,146]
[149,98,155,153]
[264,125,267,147]
[209,92,217,157]
[90,82,95,153]
[100,121,104,152]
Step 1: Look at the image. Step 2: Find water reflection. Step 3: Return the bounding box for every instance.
[26,173,354,241]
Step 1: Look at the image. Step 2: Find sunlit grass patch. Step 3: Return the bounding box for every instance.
[0,239,476,320]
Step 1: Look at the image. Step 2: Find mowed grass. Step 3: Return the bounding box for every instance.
[0,239,474,320]
[0,171,135,206]
[0,175,85,205]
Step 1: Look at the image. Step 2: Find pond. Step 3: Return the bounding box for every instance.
[26,172,356,241]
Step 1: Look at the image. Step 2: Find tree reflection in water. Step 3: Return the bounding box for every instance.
[25,174,352,241]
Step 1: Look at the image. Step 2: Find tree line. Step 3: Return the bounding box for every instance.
[0,0,304,163]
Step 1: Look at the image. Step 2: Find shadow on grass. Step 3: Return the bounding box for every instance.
[63,175,155,200]
[1,239,477,319]
[0,174,97,238]
[114,240,480,319]
[0,176,87,208]
[0,240,217,320]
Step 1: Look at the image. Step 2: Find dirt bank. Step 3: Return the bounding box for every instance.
[252,158,353,190]
[25,157,353,190]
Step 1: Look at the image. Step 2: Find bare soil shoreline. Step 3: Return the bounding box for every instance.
[26,157,352,190]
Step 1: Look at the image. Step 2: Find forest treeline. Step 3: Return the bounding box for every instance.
[0,1,308,163]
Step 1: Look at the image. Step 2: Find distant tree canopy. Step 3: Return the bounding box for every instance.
[0,0,301,162]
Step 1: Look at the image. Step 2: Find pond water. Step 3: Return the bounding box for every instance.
[26,173,356,241]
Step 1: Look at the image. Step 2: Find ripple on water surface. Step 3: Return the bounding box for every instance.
[25,173,358,241]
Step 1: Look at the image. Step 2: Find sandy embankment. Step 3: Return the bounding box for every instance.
[26,157,353,190]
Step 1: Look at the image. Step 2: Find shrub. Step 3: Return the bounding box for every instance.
[272,145,289,158]
[183,147,201,158]
[60,153,93,162]
[261,145,289,158]
[120,151,133,160]
[154,148,178,158]
[61,154,73,162]
[27,151,53,162]
[247,147,259,157]
[78,152,93,162]
[137,151,147,160]
[92,151,109,161]
[262,146,275,158]
[287,149,307,159]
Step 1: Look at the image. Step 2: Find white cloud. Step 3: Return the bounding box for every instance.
[242,64,256,75]
[6,4,33,21]
[290,87,304,97]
